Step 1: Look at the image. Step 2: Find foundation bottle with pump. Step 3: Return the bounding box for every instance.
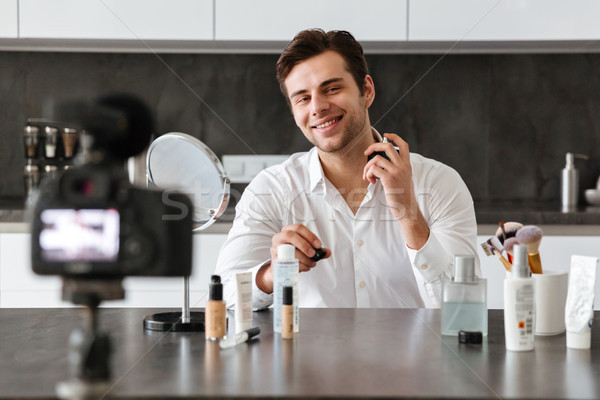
[205,275,226,341]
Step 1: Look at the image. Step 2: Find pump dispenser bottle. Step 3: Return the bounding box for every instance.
[441,255,487,336]
[504,244,535,351]
[273,244,299,334]
[561,152,588,212]
[205,275,226,341]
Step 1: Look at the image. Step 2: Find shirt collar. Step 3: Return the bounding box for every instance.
[309,147,325,192]
[308,126,382,192]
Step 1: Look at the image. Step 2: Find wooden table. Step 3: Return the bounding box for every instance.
[0,308,598,399]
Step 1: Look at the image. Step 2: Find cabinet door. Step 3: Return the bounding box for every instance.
[19,0,213,40]
[0,0,18,38]
[114,233,227,308]
[409,0,600,41]
[0,233,70,307]
[215,0,407,41]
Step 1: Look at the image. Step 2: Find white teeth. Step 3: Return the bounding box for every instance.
[315,118,338,129]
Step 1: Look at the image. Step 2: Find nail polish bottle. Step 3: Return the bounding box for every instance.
[281,286,294,339]
[205,275,226,341]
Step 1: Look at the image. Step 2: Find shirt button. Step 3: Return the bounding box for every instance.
[359,281,366,288]
[421,264,428,270]
[356,240,364,246]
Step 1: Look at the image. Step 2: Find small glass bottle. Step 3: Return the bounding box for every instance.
[205,275,226,341]
[281,285,294,340]
[441,255,488,336]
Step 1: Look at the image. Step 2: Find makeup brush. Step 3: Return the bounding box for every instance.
[495,221,523,245]
[481,237,511,272]
[515,225,544,274]
[502,237,520,264]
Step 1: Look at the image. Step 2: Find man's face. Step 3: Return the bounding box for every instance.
[284,50,374,154]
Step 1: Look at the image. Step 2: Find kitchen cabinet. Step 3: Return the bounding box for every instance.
[477,234,600,309]
[409,0,600,41]
[0,0,18,38]
[19,0,213,40]
[214,0,407,41]
[0,232,227,308]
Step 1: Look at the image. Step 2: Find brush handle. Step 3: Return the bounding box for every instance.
[528,252,543,274]
[493,251,511,272]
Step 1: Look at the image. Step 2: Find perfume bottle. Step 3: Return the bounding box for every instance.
[441,255,487,336]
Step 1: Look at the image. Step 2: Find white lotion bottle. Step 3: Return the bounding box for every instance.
[273,244,299,334]
[504,244,535,351]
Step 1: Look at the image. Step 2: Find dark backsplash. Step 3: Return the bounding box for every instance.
[1,51,599,204]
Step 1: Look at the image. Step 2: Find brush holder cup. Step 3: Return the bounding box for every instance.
[532,270,569,335]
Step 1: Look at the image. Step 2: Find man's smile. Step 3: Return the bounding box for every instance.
[312,116,342,129]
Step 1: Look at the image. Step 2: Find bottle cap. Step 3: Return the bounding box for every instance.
[458,330,483,344]
[567,330,591,349]
[277,244,296,260]
[453,255,475,282]
[512,245,530,278]
[283,285,293,305]
[209,275,223,301]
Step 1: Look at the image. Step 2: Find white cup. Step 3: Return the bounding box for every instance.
[532,270,569,335]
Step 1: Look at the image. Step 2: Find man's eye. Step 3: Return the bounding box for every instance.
[297,97,309,104]
[327,87,339,93]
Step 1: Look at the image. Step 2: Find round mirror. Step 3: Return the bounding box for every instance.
[146,132,230,231]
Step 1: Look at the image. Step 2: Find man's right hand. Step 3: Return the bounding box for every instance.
[255,224,331,294]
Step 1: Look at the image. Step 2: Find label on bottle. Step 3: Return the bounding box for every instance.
[504,279,535,350]
[273,260,299,333]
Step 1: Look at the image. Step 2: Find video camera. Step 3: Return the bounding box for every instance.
[30,94,193,280]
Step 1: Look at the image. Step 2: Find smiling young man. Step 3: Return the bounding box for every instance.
[214,29,478,309]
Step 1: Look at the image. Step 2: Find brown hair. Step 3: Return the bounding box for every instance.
[276,29,369,99]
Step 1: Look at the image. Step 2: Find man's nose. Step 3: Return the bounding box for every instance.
[311,93,329,115]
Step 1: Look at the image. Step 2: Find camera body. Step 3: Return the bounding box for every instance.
[30,94,193,279]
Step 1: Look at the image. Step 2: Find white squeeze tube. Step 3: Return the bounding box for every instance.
[565,255,599,349]
[273,244,299,334]
[235,272,253,334]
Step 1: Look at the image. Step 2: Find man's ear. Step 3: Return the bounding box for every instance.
[363,75,375,108]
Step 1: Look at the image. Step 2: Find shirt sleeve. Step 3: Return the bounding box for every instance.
[213,169,284,311]
[406,161,479,308]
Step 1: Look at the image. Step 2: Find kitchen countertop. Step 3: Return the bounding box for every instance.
[475,200,600,225]
[3,199,600,235]
[0,308,598,399]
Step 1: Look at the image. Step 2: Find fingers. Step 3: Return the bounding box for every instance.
[363,133,410,183]
[271,224,330,272]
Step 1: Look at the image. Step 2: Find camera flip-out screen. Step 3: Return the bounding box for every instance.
[39,209,120,262]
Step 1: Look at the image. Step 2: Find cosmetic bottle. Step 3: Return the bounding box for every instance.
[273,244,299,334]
[441,255,487,336]
[281,286,294,339]
[205,275,226,341]
[504,244,535,351]
[561,152,588,212]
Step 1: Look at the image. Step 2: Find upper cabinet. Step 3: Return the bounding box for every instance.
[409,0,600,41]
[19,0,214,40]
[0,0,18,38]
[2,0,600,52]
[215,0,407,41]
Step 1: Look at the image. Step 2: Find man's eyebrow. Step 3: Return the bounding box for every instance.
[289,77,345,100]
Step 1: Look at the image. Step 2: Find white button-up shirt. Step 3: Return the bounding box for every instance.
[214,144,479,309]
